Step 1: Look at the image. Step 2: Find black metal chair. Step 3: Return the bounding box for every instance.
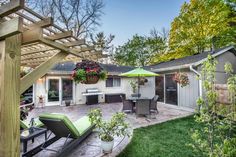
[136,99,151,116]
[150,95,159,114]
[120,95,134,113]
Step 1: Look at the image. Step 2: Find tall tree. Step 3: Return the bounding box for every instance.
[168,0,236,59]
[90,32,115,53]
[25,0,104,38]
[113,31,167,67]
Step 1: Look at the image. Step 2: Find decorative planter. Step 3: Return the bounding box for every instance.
[84,75,99,84]
[101,139,114,153]
[173,72,189,87]
[131,93,141,97]
[65,100,71,106]
[72,60,107,84]
[139,78,148,85]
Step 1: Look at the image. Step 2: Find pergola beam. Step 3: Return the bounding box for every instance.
[26,17,53,29]
[45,31,73,40]
[64,39,85,47]
[21,47,55,56]
[21,53,54,61]
[20,51,68,94]
[39,37,83,57]
[0,0,24,17]
[21,56,54,64]
[0,17,23,40]
[22,27,42,45]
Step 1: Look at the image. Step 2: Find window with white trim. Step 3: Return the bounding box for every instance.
[106,78,121,87]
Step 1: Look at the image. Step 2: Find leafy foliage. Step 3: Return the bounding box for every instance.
[168,0,236,59]
[88,109,130,142]
[90,32,115,53]
[191,55,236,157]
[129,80,137,93]
[72,60,107,83]
[113,30,168,66]
[173,72,190,87]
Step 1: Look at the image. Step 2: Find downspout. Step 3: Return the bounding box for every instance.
[189,65,202,97]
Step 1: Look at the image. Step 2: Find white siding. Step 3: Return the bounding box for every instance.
[215,51,236,84]
[34,76,135,106]
[178,72,199,108]
[74,77,134,104]
[139,77,155,99]
[34,77,47,107]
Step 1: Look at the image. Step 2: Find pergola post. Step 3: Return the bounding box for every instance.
[0,34,21,157]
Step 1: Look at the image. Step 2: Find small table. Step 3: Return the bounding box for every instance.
[127,97,150,102]
[20,127,47,153]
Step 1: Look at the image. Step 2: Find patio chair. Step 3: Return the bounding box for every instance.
[150,95,159,114]
[22,113,94,157]
[136,99,151,116]
[120,95,134,113]
[20,118,44,130]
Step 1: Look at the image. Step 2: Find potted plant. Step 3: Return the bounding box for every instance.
[173,72,190,87]
[72,60,107,84]
[129,80,140,97]
[65,100,71,106]
[138,77,148,85]
[88,109,130,153]
[20,107,29,121]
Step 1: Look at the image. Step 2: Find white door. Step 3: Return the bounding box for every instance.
[61,78,73,102]
[46,77,74,106]
[46,77,61,106]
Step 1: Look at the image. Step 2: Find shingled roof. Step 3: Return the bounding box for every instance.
[49,62,134,75]
[146,45,235,72]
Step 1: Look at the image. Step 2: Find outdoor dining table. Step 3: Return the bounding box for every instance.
[127,97,152,116]
[127,97,150,102]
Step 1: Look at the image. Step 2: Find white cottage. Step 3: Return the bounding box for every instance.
[32,63,155,107]
[146,45,236,109]
[30,45,236,109]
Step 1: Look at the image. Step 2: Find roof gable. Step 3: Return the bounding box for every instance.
[49,62,134,75]
[146,45,235,72]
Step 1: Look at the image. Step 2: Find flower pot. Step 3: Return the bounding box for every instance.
[84,75,99,84]
[101,139,114,153]
[131,93,141,97]
[65,100,71,106]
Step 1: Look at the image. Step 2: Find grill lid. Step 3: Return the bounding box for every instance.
[86,88,99,93]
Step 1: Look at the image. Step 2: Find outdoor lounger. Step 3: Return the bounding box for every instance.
[20,118,44,130]
[22,113,95,157]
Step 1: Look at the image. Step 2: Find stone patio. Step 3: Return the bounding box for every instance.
[21,103,193,157]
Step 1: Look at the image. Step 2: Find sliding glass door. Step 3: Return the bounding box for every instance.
[62,79,73,101]
[48,79,60,102]
[155,76,164,102]
[165,74,178,105]
[46,77,73,106]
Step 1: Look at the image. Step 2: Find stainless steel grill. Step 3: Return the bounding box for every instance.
[82,88,103,105]
[82,88,103,96]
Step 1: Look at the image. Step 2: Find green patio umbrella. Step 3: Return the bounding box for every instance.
[119,68,159,97]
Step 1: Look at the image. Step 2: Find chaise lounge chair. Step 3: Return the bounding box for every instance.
[20,118,44,130]
[22,113,95,157]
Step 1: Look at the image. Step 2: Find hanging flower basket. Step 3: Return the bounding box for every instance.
[85,75,100,84]
[138,77,148,85]
[72,60,107,84]
[173,72,190,87]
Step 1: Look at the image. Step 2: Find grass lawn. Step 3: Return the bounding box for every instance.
[118,115,203,157]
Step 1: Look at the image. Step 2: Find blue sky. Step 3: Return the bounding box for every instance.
[99,0,188,47]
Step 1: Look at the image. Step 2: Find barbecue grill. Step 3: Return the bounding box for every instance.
[82,88,103,105]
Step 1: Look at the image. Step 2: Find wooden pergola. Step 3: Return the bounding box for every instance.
[0,0,105,156]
